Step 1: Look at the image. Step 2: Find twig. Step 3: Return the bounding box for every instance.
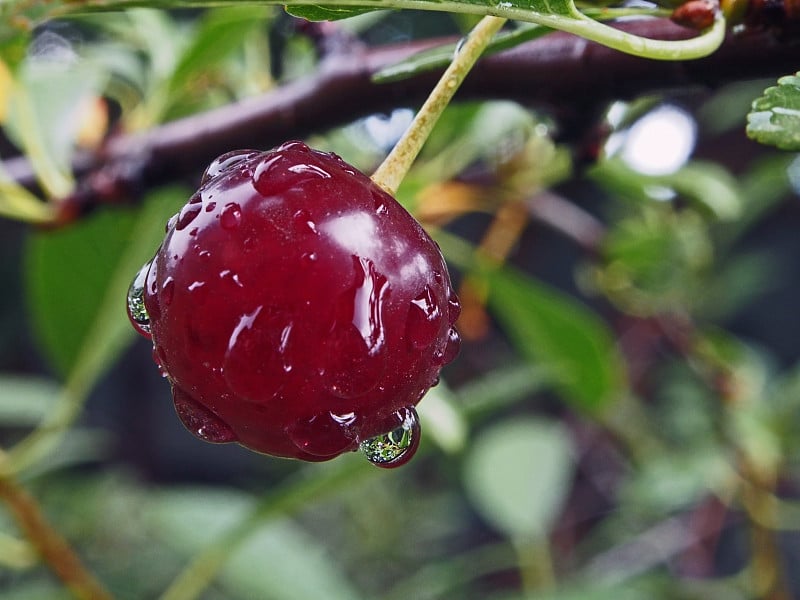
[0,476,113,600]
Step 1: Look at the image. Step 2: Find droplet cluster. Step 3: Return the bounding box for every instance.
[127,141,460,467]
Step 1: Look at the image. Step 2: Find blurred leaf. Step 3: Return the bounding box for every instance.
[457,363,552,418]
[591,158,741,220]
[621,447,732,515]
[24,187,185,376]
[463,418,574,539]
[593,206,713,315]
[26,208,138,376]
[747,72,800,151]
[4,66,96,198]
[403,101,539,200]
[664,161,741,220]
[486,266,626,413]
[525,580,663,600]
[165,7,271,104]
[0,374,58,426]
[0,530,35,569]
[148,487,363,600]
[0,581,72,600]
[417,379,468,454]
[8,188,186,475]
[285,5,379,20]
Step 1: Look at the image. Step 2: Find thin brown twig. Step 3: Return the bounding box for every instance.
[4,19,800,217]
[0,476,113,600]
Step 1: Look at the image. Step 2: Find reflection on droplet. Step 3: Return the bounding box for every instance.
[220,202,242,230]
[252,154,284,195]
[127,262,152,337]
[405,286,443,350]
[454,35,468,57]
[165,214,177,232]
[172,386,237,444]
[360,406,420,468]
[201,150,259,185]
[439,327,461,366]
[152,346,170,379]
[287,411,358,457]
[175,200,202,231]
[223,306,292,402]
[288,163,331,179]
[447,292,462,324]
[162,277,175,306]
[325,257,389,398]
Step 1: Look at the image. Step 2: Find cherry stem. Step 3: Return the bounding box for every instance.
[370,16,507,196]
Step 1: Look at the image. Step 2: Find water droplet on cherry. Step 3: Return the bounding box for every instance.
[220,202,242,230]
[172,386,237,443]
[162,277,175,306]
[360,406,420,468]
[175,201,202,231]
[325,257,389,398]
[405,286,443,350]
[287,411,358,457]
[201,150,259,185]
[127,262,152,337]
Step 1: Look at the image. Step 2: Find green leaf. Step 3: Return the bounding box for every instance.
[8,188,187,475]
[463,418,574,539]
[24,187,185,376]
[148,488,364,600]
[417,379,468,454]
[486,266,627,413]
[285,5,379,20]
[591,158,741,221]
[621,446,732,514]
[5,61,105,198]
[663,161,742,221]
[0,375,58,426]
[166,7,271,102]
[25,208,140,376]
[747,72,800,151]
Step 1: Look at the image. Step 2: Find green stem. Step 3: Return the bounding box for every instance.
[370,15,506,196]
[47,1,726,61]
[160,457,374,600]
[514,536,556,593]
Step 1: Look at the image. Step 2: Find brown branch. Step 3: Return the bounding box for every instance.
[5,19,800,216]
[0,476,113,600]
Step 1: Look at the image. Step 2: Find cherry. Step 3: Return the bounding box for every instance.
[127,141,460,467]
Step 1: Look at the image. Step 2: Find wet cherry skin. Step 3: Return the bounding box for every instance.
[133,141,460,464]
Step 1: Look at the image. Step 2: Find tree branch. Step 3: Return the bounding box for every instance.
[5,19,799,216]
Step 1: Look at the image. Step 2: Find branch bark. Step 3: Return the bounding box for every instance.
[5,19,800,213]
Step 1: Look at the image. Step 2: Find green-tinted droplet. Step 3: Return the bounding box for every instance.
[127,262,152,336]
[360,406,420,468]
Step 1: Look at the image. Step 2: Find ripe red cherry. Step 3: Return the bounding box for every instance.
[127,141,460,467]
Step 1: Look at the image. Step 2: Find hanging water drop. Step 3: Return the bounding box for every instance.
[360,406,420,468]
[454,35,469,57]
[127,262,152,337]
